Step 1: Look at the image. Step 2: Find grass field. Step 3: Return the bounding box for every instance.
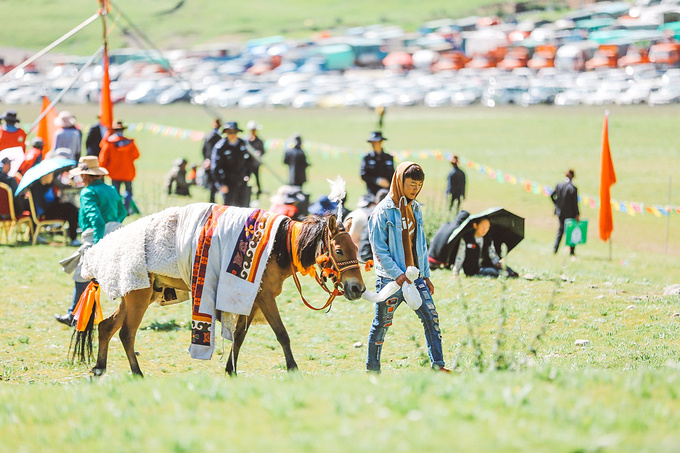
[0,0,507,55]
[1,104,679,452]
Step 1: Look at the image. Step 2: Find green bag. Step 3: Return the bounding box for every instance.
[564,219,587,246]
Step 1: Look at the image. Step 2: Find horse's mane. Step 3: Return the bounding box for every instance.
[274,214,343,269]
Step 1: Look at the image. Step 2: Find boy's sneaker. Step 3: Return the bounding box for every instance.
[69,239,82,247]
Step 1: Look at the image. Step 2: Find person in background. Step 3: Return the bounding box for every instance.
[98,120,140,214]
[85,116,107,157]
[18,138,44,176]
[283,133,309,188]
[0,110,27,152]
[52,111,82,161]
[451,217,519,278]
[165,158,191,196]
[446,154,466,213]
[211,121,252,207]
[246,120,265,197]
[360,131,394,197]
[55,156,126,326]
[201,118,222,203]
[0,156,25,216]
[551,169,580,256]
[366,162,449,373]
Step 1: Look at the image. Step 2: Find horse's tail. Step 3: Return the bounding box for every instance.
[69,280,103,363]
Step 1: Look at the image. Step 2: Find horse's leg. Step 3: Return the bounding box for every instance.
[118,287,154,377]
[257,294,298,371]
[225,314,254,376]
[92,302,126,377]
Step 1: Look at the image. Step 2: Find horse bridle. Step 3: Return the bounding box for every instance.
[288,223,360,311]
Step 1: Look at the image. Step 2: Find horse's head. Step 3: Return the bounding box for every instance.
[325,215,366,300]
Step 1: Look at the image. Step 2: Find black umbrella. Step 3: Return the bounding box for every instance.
[442,207,524,265]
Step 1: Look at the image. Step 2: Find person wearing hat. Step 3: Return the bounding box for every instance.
[0,156,25,216]
[98,120,140,214]
[18,138,44,176]
[283,133,309,188]
[55,156,127,326]
[52,111,82,161]
[446,154,466,214]
[201,118,222,203]
[210,121,253,207]
[246,120,265,197]
[164,157,191,196]
[0,110,27,152]
[360,131,394,197]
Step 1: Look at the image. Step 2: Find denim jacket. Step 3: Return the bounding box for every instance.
[367,197,431,280]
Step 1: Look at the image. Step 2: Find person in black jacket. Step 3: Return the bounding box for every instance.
[360,131,394,196]
[446,155,466,213]
[451,217,518,278]
[85,117,106,157]
[202,118,222,203]
[210,121,252,207]
[283,134,309,188]
[551,169,580,256]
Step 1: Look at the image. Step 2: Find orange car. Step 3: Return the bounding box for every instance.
[527,45,557,70]
[585,45,620,70]
[497,47,530,70]
[618,47,650,67]
[648,42,680,68]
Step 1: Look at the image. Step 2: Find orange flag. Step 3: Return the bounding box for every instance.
[99,45,113,130]
[599,111,617,241]
[36,96,58,157]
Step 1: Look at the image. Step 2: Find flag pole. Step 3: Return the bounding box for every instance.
[666,176,672,256]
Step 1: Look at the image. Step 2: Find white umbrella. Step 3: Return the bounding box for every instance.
[0,146,25,177]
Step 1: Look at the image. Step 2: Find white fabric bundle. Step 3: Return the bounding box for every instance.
[361,266,422,310]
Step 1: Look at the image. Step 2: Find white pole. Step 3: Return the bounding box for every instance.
[666,176,672,256]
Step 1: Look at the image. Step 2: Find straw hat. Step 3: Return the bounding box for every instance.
[69,156,109,176]
[54,111,77,128]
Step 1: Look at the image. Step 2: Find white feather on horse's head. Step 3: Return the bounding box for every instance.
[326,175,346,223]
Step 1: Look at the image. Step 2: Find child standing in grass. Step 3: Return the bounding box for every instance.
[366,161,449,373]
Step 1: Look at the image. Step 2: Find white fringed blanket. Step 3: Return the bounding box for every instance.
[80,203,285,360]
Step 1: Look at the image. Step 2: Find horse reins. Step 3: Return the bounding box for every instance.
[287,221,359,311]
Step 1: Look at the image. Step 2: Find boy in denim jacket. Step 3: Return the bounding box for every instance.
[366,161,449,372]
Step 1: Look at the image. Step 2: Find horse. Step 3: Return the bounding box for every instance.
[72,210,365,377]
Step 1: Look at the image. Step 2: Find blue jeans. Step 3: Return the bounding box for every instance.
[366,276,445,372]
[112,180,133,211]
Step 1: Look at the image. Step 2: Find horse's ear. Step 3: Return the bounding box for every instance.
[343,217,353,232]
[327,215,338,235]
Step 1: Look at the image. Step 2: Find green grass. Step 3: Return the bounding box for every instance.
[1,104,679,451]
[0,0,505,55]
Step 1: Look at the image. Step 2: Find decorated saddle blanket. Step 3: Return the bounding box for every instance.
[175,204,285,360]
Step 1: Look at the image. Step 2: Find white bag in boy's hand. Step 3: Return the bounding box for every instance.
[362,266,423,310]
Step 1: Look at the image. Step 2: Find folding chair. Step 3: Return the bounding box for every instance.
[26,190,68,245]
[0,182,33,245]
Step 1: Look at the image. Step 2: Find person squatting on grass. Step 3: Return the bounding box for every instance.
[451,216,519,278]
[366,161,450,373]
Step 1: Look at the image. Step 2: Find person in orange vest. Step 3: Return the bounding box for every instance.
[98,120,140,214]
[18,138,44,176]
[0,111,27,152]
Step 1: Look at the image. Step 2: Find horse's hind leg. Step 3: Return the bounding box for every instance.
[225,314,254,376]
[257,295,298,371]
[118,287,154,377]
[92,303,126,377]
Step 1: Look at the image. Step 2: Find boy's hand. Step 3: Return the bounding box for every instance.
[396,273,411,286]
[424,277,435,295]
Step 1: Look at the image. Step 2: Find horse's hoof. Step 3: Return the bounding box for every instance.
[91,367,106,377]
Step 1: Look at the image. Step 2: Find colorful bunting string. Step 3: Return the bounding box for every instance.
[129,121,679,218]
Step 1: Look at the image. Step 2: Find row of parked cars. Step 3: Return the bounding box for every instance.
[3,56,680,109]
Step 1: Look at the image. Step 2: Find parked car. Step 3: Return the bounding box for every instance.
[648,83,680,104]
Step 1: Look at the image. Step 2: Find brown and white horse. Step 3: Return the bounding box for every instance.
[73,213,365,377]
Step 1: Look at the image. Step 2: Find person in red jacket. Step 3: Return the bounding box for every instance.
[98,120,140,214]
[18,138,44,176]
[0,111,27,152]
